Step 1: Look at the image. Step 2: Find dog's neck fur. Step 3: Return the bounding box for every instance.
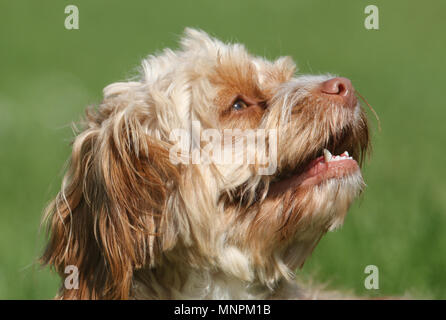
[132,264,303,299]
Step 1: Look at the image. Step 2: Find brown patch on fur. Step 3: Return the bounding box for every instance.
[210,56,269,129]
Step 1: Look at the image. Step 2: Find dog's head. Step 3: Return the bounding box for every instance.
[42,29,370,299]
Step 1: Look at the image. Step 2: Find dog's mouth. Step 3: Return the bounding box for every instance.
[267,129,366,196]
[268,149,358,196]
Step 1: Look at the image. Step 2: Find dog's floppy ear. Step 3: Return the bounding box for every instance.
[41,83,179,299]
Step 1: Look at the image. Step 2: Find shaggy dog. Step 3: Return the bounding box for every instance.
[41,28,370,299]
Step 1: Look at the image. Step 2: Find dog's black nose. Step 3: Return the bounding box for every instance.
[320,77,356,108]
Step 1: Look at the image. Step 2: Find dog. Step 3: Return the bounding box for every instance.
[41,28,370,299]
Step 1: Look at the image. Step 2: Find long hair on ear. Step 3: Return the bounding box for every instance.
[41,85,179,299]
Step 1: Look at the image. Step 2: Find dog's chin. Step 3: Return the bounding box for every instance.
[260,166,364,274]
[268,151,364,230]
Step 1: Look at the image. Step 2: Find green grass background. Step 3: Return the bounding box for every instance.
[1,0,445,299]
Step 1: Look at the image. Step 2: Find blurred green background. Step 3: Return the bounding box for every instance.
[1,0,445,299]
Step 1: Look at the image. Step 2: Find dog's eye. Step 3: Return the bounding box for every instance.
[232,99,248,111]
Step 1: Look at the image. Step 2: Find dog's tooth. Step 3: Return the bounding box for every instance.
[344,151,349,156]
[323,149,332,162]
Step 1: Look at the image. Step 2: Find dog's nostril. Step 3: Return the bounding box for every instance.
[320,77,352,97]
